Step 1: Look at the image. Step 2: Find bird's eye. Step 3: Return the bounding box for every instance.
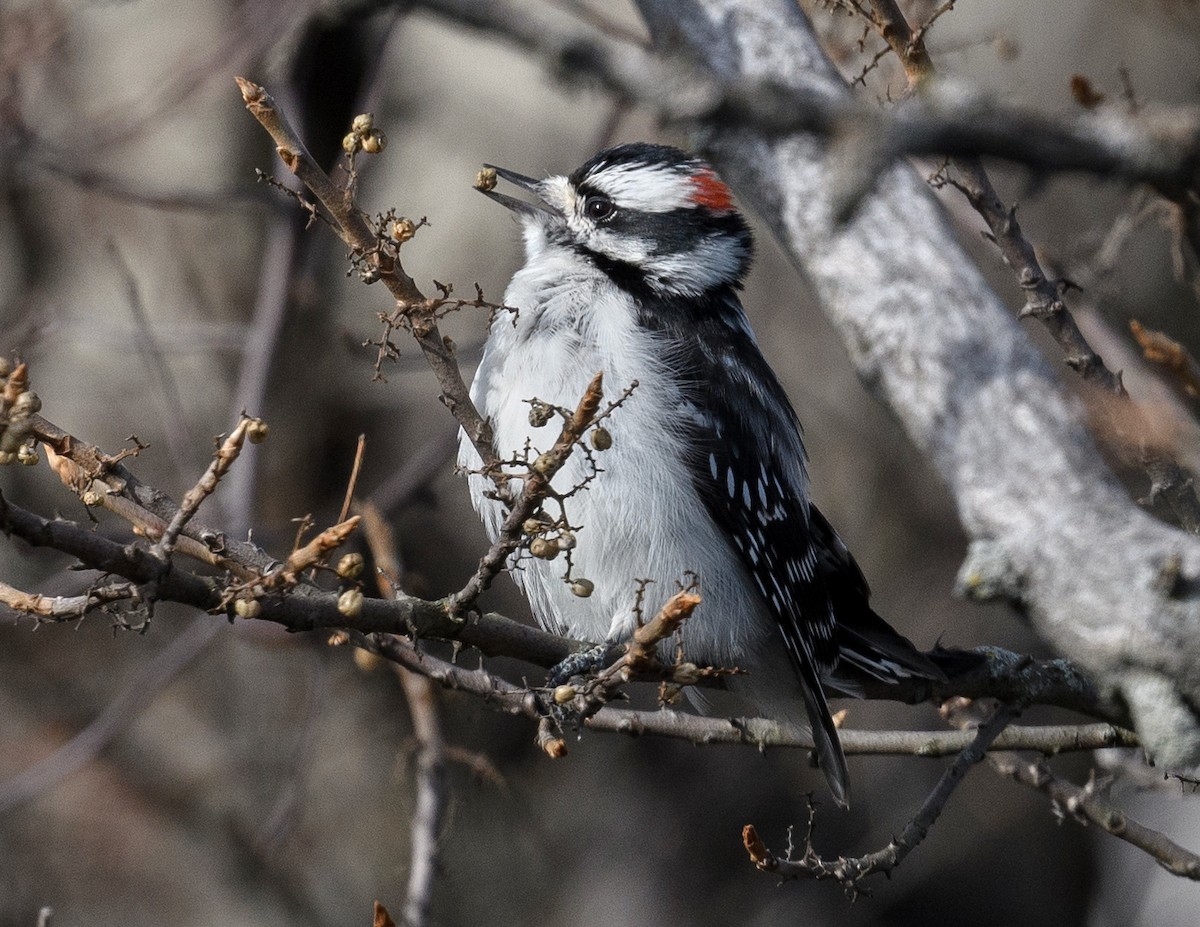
[584,195,616,222]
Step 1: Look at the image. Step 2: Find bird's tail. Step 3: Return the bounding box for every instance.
[795,649,851,809]
[827,605,948,697]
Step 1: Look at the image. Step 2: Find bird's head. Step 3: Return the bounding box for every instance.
[479,142,754,298]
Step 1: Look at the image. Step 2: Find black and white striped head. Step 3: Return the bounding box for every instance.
[480,143,754,298]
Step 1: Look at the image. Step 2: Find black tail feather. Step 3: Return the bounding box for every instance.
[796,650,850,809]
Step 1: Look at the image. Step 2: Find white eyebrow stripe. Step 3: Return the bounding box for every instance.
[582,162,696,212]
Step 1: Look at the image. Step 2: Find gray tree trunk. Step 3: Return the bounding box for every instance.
[637,0,1200,768]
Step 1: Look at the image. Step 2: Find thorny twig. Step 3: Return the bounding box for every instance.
[358,504,449,927]
[236,77,498,477]
[367,281,507,384]
[538,590,741,754]
[856,0,1200,532]
[151,414,265,563]
[742,702,1017,894]
[943,698,1200,881]
[7,423,1194,877]
[447,372,620,618]
[0,438,1134,727]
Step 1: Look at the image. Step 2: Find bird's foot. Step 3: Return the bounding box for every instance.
[547,643,612,687]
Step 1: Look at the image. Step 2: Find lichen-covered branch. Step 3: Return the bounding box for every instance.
[633,0,1200,772]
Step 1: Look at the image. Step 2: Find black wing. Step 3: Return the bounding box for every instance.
[641,288,850,805]
[807,505,947,693]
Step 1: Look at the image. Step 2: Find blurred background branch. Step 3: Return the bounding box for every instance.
[2,1,1200,926]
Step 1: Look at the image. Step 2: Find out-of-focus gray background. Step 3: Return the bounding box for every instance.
[1,1,1198,924]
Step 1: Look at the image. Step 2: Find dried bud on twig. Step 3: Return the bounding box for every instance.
[234,597,261,619]
[362,130,386,154]
[390,218,417,242]
[337,552,365,580]
[245,418,269,444]
[528,400,554,428]
[338,588,364,618]
[530,537,560,560]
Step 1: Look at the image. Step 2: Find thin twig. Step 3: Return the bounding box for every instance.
[415,0,1200,192]
[151,415,261,562]
[943,698,1200,881]
[864,0,1200,531]
[990,753,1200,880]
[742,703,1017,891]
[396,667,447,927]
[448,372,606,616]
[338,433,367,525]
[107,239,195,483]
[0,478,1132,726]
[360,501,448,927]
[235,78,497,474]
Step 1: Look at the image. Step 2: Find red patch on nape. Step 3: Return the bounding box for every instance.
[689,169,734,212]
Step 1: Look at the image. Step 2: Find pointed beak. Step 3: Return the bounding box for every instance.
[478,164,559,219]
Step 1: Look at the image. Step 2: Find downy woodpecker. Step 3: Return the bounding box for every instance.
[459,143,943,807]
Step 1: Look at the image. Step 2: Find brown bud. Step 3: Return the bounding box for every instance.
[12,391,41,415]
[569,578,594,598]
[531,452,555,475]
[338,588,364,618]
[246,418,269,444]
[474,167,498,192]
[351,112,375,134]
[553,684,577,704]
[527,400,553,428]
[590,426,612,451]
[390,218,416,242]
[529,537,560,560]
[342,132,360,154]
[234,597,262,619]
[336,552,365,580]
[362,129,386,154]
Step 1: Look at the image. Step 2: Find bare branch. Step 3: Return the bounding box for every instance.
[360,505,448,927]
[448,372,607,616]
[416,0,1200,193]
[632,0,1200,771]
[151,415,264,562]
[945,699,1200,881]
[235,78,497,474]
[866,0,1200,532]
[742,703,1018,890]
